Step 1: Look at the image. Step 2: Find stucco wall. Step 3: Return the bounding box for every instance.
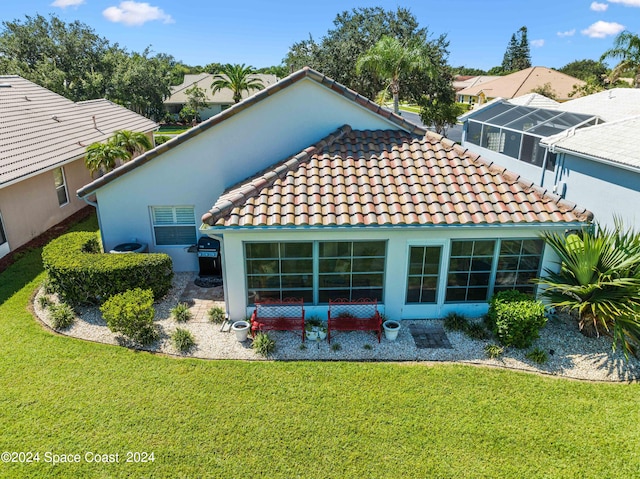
[0,158,92,256]
[94,78,406,271]
[214,225,565,321]
[461,140,556,188]
[558,153,640,228]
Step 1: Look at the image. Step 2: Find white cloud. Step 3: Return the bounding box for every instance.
[103,1,174,26]
[51,0,85,7]
[581,21,625,38]
[590,1,608,11]
[531,39,545,47]
[557,29,576,37]
[608,0,640,6]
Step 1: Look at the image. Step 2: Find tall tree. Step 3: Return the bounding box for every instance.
[284,7,433,101]
[500,26,531,73]
[601,30,640,88]
[111,130,152,158]
[211,64,265,104]
[356,36,433,114]
[84,142,129,178]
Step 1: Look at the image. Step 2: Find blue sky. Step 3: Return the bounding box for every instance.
[5,0,640,70]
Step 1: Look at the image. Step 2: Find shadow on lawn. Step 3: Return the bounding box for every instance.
[0,208,98,306]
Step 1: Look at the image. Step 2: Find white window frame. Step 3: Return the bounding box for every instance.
[0,211,9,259]
[53,167,69,207]
[150,206,197,247]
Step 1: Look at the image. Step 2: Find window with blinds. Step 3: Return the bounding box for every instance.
[151,206,196,246]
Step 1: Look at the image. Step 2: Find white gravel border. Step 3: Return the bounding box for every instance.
[33,273,640,382]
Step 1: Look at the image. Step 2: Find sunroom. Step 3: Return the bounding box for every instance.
[200,126,592,321]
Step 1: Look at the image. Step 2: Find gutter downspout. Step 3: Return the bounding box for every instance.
[80,194,106,252]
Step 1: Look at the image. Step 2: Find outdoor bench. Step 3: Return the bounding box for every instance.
[250,298,306,341]
[327,298,382,343]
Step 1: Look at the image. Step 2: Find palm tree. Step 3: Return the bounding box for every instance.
[537,221,640,357]
[84,142,129,178]
[211,64,265,104]
[111,130,153,158]
[356,36,433,114]
[601,31,640,88]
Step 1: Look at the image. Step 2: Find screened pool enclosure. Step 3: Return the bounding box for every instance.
[464,103,600,171]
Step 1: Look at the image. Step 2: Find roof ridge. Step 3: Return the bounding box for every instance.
[201,124,353,225]
[78,67,427,198]
[514,67,536,97]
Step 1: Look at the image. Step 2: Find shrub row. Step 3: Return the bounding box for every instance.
[42,232,173,305]
[487,290,547,349]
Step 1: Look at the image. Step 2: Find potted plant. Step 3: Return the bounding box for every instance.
[305,316,326,341]
[383,319,401,341]
[231,320,250,342]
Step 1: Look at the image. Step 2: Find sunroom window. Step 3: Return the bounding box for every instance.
[318,241,385,302]
[446,240,496,302]
[494,239,544,295]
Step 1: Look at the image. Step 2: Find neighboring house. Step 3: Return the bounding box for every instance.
[453,75,500,104]
[460,88,640,227]
[78,68,591,321]
[164,73,279,121]
[0,75,158,259]
[541,116,640,227]
[457,67,585,105]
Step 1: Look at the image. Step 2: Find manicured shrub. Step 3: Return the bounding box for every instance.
[172,328,196,353]
[252,332,275,356]
[443,312,469,331]
[49,303,75,330]
[208,306,226,324]
[488,290,547,349]
[100,288,158,345]
[42,232,173,305]
[331,343,342,351]
[526,347,549,364]
[171,302,192,323]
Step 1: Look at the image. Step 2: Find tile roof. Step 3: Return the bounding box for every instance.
[78,67,427,198]
[552,88,640,122]
[0,75,158,187]
[508,93,560,109]
[203,125,592,228]
[165,73,279,105]
[456,67,584,101]
[542,115,640,170]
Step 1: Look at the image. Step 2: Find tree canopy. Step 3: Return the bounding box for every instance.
[500,26,531,73]
[601,30,640,88]
[284,7,448,103]
[0,14,176,119]
[211,64,265,104]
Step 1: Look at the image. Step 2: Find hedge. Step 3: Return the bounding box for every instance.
[42,232,173,305]
[487,290,547,349]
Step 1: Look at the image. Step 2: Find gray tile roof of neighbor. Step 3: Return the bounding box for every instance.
[552,88,640,122]
[0,75,158,187]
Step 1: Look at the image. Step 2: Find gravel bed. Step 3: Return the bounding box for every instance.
[33,273,640,382]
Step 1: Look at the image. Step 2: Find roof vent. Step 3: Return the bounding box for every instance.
[24,95,31,101]
[52,115,61,122]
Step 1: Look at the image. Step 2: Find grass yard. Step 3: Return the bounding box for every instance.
[1,215,639,478]
[157,125,191,135]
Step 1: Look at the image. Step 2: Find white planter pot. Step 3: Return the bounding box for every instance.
[317,330,327,341]
[232,321,250,342]
[383,320,401,341]
[306,330,318,341]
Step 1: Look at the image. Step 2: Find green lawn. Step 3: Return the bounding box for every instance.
[157,125,191,135]
[1,215,639,478]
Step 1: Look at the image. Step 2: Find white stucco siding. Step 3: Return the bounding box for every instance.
[93,78,408,271]
[558,153,640,229]
[215,225,568,321]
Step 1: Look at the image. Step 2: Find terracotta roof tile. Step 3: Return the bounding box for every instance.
[203,126,593,228]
